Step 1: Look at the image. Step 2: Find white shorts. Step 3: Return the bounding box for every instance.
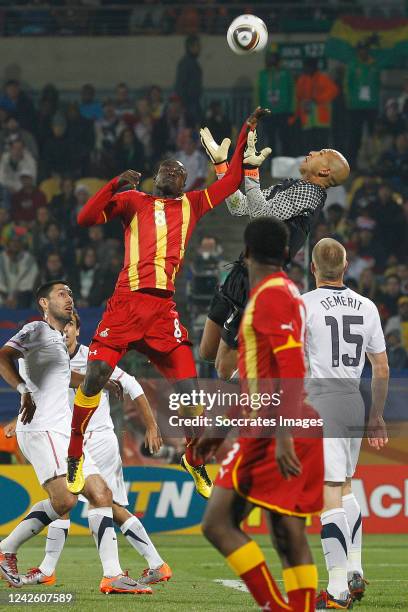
[79,430,128,507]
[310,391,365,483]
[323,436,362,482]
[17,431,99,486]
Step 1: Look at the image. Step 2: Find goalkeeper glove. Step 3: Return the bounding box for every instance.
[200,127,231,174]
[243,130,272,179]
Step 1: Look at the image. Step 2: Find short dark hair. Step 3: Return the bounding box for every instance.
[244,217,289,265]
[36,280,69,313]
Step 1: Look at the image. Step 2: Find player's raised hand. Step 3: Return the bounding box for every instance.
[4,418,17,438]
[275,435,302,480]
[200,127,231,164]
[19,392,36,425]
[145,425,163,454]
[244,130,272,167]
[367,415,388,450]
[117,169,142,189]
[246,106,271,129]
[105,379,124,401]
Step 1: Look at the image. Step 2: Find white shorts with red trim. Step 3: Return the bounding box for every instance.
[17,431,98,486]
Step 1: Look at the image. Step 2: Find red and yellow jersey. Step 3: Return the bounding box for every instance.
[103,188,216,294]
[239,271,306,388]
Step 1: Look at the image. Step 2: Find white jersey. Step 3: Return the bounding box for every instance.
[6,321,71,435]
[69,344,144,432]
[303,286,386,380]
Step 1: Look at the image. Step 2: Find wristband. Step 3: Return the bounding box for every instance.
[214,161,228,174]
[17,383,29,395]
[244,168,260,179]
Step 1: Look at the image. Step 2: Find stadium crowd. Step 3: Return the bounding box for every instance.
[0,39,407,368]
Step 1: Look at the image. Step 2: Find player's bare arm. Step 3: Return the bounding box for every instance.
[366,350,389,450]
[0,345,36,424]
[128,394,163,454]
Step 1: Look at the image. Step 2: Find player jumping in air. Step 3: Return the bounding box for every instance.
[0,281,150,594]
[303,238,389,609]
[66,107,270,498]
[196,217,324,612]
[199,128,350,379]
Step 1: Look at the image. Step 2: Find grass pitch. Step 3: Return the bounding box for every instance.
[0,534,406,611]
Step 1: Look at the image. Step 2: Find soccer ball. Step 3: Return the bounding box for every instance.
[227,14,268,56]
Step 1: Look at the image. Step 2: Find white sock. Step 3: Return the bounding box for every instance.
[0,499,60,554]
[39,519,70,576]
[88,507,122,577]
[321,508,351,599]
[120,516,164,569]
[343,493,363,578]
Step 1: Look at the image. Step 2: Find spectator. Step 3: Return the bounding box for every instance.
[257,49,294,155]
[36,84,59,150]
[379,133,408,189]
[38,221,73,269]
[113,83,133,119]
[38,252,67,285]
[357,267,378,300]
[175,35,203,126]
[65,102,95,176]
[114,127,145,175]
[372,183,406,257]
[0,79,36,133]
[385,330,408,370]
[344,40,381,164]
[134,97,154,163]
[0,116,38,159]
[0,208,13,247]
[79,83,103,121]
[10,170,47,225]
[94,99,124,158]
[49,177,77,231]
[294,57,338,151]
[384,296,408,351]
[344,242,371,282]
[396,263,408,295]
[129,0,164,34]
[0,139,37,193]
[204,100,232,147]
[86,224,106,265]
[349,174,379,220]
[377,273,402,318]
[398,76,408,116]
[88,251,122,306]
[75,246,100,307]
[0,234,38,308]
[186,235,223,305]
[381,98,406,137]
[0,183,11,210]
[147,85,164,120]
[152,94,186,161]
[175,131,207,190]
[357,227,386,270]
[325,203,350,242]
[31,205,54,259]
[41,113,70,177]
[357,119,393,174]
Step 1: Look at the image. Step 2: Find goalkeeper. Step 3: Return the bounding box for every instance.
[199,126,350,379]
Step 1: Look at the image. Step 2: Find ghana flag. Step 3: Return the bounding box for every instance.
[326,15,408,66]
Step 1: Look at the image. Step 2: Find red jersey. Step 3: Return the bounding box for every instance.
[102,188,220,293]
[238,271,306,417]
[77,121,249,295]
